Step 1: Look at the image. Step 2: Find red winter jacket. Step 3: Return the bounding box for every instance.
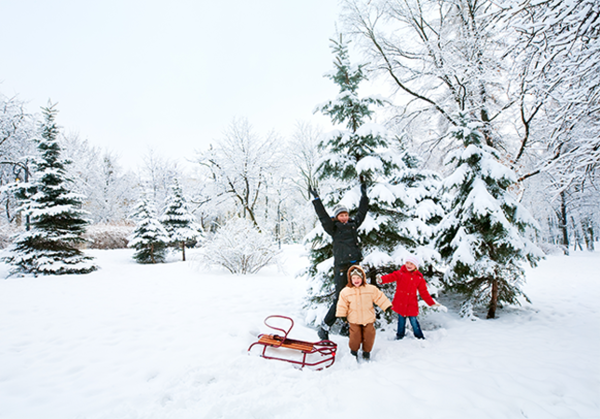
[381,265,436,317]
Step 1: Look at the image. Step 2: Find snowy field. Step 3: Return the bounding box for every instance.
[0,245,599,419]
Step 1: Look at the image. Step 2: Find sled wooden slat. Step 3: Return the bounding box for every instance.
[258,334,315,352]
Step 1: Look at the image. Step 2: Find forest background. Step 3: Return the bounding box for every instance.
[1,0,598,295]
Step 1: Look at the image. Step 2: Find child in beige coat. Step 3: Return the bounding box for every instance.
[336,265,392,360]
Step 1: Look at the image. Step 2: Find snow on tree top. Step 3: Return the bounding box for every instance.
[356,155,383,174]
[303,225,332,250]
[315,257,334,274]
[370,183,397,204]
[354,123,388,138]
[462,179,512,229]
[480,154,517,183]
[443,164,468,189]
[358,213,379,235]
[449,227,477,266]
[362,249,394,267]
[415,199,444,221]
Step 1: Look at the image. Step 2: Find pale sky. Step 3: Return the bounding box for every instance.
[0,1,342,170]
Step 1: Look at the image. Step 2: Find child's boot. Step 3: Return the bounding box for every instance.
[350,350,358,360]
[362,352,371,361]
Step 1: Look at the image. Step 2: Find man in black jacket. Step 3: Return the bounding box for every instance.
[309,183,369,340]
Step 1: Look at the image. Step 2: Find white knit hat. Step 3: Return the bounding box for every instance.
[405,255,420,269]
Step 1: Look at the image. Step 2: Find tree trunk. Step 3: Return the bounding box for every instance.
[181,242,186,262]
[585,220,595,251]
[487,278,499,319]
[559,191,569,255]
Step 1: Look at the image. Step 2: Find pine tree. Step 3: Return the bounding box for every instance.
[161,179,203,261]
[435,113,543,318]
[128,192,169,264]
[304,35,444,326]
[3,103,97,276]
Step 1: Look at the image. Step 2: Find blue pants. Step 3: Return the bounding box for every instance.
[397,315,424,339]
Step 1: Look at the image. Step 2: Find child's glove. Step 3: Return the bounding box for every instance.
[385,306,393,314]
[376,274,383,285]
[432,303,448,312]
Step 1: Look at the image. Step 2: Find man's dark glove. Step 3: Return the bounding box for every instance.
[308,185,319,199]
[360,182,367,196]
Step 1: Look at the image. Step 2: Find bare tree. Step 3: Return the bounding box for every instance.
[61,134,137,223]
[140,148,181,214]
[509,0,600,188]
[340,0,518,152]
[196,118,282,230]
[0,94,36,224]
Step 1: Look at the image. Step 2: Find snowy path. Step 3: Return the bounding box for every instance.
[0,248,598,419]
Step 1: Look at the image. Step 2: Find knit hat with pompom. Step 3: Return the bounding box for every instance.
[405,255,420,269]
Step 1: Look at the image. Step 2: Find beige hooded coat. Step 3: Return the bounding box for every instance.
[336,265,392,326]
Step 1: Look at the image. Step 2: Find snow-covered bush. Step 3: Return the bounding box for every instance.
[85,222,135,249]
[200,217,280,274]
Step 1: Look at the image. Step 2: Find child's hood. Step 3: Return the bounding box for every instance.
[346,265,367,287]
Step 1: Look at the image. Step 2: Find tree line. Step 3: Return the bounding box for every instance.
[0,0,597,319]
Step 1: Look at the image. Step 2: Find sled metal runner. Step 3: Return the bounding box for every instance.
[248,315,337,369]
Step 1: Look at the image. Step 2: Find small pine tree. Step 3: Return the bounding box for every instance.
[161,179,203,261]
[3,103,97,276]
[304,35,444,326]
[435,113,543,318]
[128,193,169,264]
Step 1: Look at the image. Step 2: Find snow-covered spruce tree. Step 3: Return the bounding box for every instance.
[200,217,279,274]
[3,103,97,276]
[161,179,203,261]
[304,35,444,326]
[128,192,169,264]
[435,113,543,319]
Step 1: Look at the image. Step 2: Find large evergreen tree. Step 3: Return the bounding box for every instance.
[435,113,543,318]
[3,104,97,276]
[128,192,169,264]
[161,179,203,261]
[304,36,444,326]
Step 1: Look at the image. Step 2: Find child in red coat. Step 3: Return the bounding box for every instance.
[377,255,441,340]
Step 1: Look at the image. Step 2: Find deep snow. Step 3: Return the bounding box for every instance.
[0,246,598,419]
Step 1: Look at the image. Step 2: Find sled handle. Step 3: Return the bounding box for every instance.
[263,315,294,340]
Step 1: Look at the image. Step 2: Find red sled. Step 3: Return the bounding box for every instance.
[248,315,337,369]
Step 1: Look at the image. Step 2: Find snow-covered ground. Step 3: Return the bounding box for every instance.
[1,246,598,419]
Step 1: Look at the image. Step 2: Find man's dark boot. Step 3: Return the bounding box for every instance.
[317,327,329,341]
[362,352,371,361]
